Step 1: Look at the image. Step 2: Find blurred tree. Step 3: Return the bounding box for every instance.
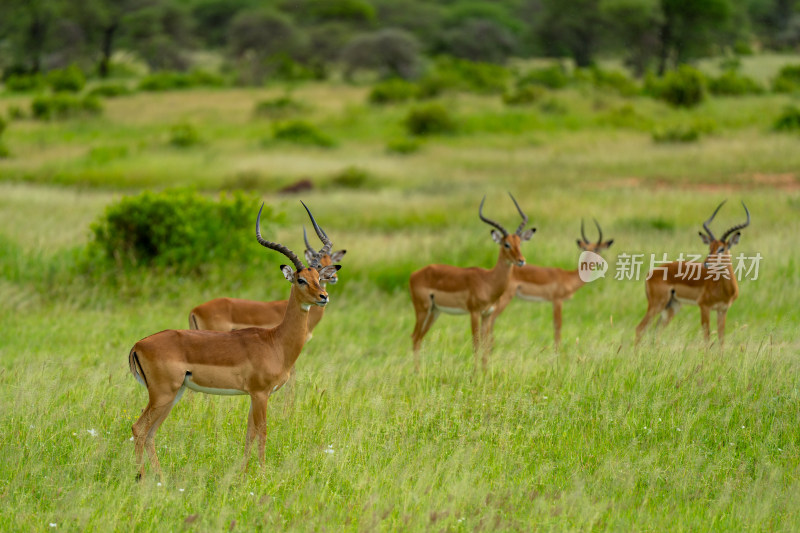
[373,0,445,50]
[67,0,153,77]
[228,8,303,83]
[191,0,256,48]
[124,2,195,70]
[340,28,422,80]
[438,19,518,63]
[657,0,732,73]
[536,0,605,67]
[0,0,63,73]
[601,0,663,76]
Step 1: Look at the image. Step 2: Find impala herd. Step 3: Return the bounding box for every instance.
[128,196,751,478]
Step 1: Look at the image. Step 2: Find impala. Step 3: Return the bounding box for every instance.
[188,226,346,336]
[409,194,535,370]
[128,202,341,478]
[489,219,614,348]
[635,201,750,346]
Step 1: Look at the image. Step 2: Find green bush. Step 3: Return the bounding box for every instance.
[253,96,305,119]
[7,105,25,120]
[589,67,640,96]
[404,104,457,136]
[45,65,86,93]
[0,143,8,159]
[368,79,419,104]
[3,73,45,92]
[772,65,800,93]
[89,189,266,271]
[87,145,129,164]
[646,66,706,108]
[502,85,546,106]
[708,71,764,96]
[420,57,510,95]
[652,119,716,143]
[517,65,571,90]
[386,137,422,155]
[168,123,202,148]
[31,94,103,120]
[138,70,225,91]
[597,104,652,130]
[273,120,336,147]
[87,83,132,98]
[327,166,376,189]
[773,105,800,132]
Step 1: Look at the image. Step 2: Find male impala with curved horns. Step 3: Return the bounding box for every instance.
[188,226,346,337]
[409,194,535,370]
[128,202,341,479]
[635,201,750,347]
[489,219,614,348]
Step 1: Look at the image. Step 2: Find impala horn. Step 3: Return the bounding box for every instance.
[508,192,529,236]
[256,203,305,272]
[301,201,333,262]
[702,200,726,241]
[580,219,589,244]
[478,196,509,236]
[594,218,603,245]
[720,202,750,242]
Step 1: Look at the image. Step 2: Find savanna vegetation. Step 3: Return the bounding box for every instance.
[2,0,800,531]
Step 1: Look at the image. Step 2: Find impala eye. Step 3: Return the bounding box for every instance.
[717,247,725,253]
[504,243,510,249]
[297,278,307,285]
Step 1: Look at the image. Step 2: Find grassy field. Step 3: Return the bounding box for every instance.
[1,64,800,531]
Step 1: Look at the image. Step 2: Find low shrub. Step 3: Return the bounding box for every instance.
[3,73,45,92]
[168,123,202,148]
[368,79,418,104]
[539,98,568,115]
[708,71,764,96]
[87,83,132,98]
[273,120,336,147]
[419,57,510,96]
[253,96,305,119]
[31,94,103,120]
[46,65,86,92]
[646,66,706,108]
[652,119,715,143]
[0,143,8,159]
[502,85,546,106]
[89,189,267,272]
[597,104,652,130]
[87,145,129,164]
[773,105,800,132]
[327,166,376,189]
[386,137,422,154]
[772,64,800,93]
[404,104,457,136]
[7,105,25,120]
[517,65,571,90]
[589,67,640,96]
[138,69,225,91]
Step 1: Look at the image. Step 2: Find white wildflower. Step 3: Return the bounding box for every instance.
[87,429,98,437]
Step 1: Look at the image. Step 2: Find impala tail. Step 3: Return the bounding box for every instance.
[128,348,148,387]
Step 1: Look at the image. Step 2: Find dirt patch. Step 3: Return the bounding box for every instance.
[594,173,800,191]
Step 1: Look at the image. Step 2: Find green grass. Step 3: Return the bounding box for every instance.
[1,69,800,530]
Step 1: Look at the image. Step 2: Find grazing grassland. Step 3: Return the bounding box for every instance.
[1,71,800,531]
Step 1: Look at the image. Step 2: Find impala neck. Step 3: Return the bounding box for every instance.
[490,247,516,297]
[272,285,311,370]
[564,269,588,292]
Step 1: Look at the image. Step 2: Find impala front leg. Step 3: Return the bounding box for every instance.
[717,309,727,348]
[250,392,270,468]
[552,300,563,349]
[470,312,483,370]
[700,305,711,342]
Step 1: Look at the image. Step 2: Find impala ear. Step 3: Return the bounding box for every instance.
[699,231,712,244]
[576,239,585,250]
[280,265,295,282]
[318,264,341,282]
[491,230,503,244]
[520,228,536,241]
[329,249,347,262]
[604,239,614,249]
[728,231,741,247]
[304,249,316,264]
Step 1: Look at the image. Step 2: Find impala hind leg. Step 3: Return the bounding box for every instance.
[411,294,438,370]
[635,289,671,344]
[133,386,184,480]
[700,305,711,342]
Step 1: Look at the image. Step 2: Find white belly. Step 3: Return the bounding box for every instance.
[184,374,246,396]
[516,292,548,302]
[675,297,697,306]
[435,305,469,315]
